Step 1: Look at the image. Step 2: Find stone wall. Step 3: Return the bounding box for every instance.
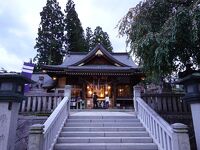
[15,115,48,150]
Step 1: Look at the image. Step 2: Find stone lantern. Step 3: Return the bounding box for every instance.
[176,71,200,150]
[0,73,32,150]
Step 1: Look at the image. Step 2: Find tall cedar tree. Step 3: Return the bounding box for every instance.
[64,0,87,52]
[118,0,200,82]
[91,26,113,52]
[85,27,93,51]
[34,0,64,71]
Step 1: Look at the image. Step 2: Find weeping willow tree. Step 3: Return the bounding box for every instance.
[118,0,200,82]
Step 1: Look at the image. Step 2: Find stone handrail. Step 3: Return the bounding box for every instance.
[20,93,64,114]
[134,86,190,150]
[28,85,71,150]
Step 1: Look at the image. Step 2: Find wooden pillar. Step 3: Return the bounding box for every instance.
[130,85,134,107]
[82,81,87,109]
[112,82,117,108]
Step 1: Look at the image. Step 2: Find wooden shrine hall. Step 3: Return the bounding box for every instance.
[42,44,144,109]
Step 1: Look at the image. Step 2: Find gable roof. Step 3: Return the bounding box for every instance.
[70,44,128,67]
[42,44,139,72]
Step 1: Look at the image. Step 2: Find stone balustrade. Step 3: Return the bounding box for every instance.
[19,93,64,114]
[134,86,191,150]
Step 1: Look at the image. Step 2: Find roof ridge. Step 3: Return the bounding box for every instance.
[70,44,129,67]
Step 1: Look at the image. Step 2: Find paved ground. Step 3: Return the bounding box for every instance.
[71,108,134,112]
[70,111,135,116]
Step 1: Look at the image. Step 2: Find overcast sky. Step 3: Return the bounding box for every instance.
[0,0,140,72]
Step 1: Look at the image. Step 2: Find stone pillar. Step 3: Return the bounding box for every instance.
[0,102,19,150]
[133,86,141,112]
[175,72,200,150]
[172,123,190,150]
[28,124,44,150]
[190,103,200,150]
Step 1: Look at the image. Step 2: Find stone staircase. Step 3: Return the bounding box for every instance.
[54,113,158,150]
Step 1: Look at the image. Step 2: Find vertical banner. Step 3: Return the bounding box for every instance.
[21,62,34,92]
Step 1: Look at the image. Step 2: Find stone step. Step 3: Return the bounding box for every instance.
[54,143,158,150]
[62,127,145,132]
[67,119,140,123]
[54,113,158,150]
[57,137,153,143]
[65,122,142,127]
[59,131,149,137]
[68,116,136,119]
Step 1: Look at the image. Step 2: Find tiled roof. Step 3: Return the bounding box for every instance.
[61,53,137,69]
[61,53,86,67]
[112,54,137,68]
[59,53,137,68]
[43,44,139,71]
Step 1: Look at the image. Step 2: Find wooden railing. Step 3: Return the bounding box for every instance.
[19,93,64,114]
[134,86,191,150]
[141,93,190,114]
[28,85,71,150]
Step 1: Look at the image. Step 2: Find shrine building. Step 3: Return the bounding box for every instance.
[42,44,144,108]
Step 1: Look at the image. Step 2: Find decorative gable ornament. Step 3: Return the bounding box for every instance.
[95,50,104,56]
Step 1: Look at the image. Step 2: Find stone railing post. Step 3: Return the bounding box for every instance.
[134,86,141,112]
[28,124,44,150]
[64,85,71,97]
[64,85,71,114]
[171,123,190,150]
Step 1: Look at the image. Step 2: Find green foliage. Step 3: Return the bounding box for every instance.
[91,26,113,52]
[34,0,64,71]
[64,0,87,52]
[85,26,113,51]
[85,27,93,51]
[118,0,200,82]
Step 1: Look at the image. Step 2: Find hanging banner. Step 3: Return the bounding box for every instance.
[21,62,34,92]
